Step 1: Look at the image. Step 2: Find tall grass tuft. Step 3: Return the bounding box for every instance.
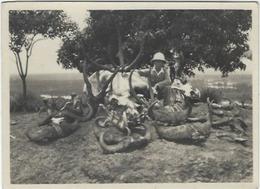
[10,92,43,113]
[200,88,223,103]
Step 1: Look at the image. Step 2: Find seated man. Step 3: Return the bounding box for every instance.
[138,52,171,105]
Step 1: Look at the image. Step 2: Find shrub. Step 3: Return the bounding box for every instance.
[200,88,223,103]
[10,92,43,113]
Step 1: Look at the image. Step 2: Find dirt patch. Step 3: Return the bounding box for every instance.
[10,106,253,184]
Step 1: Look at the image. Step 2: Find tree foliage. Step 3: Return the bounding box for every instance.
[57,10,252,76]
[10,10,77,53]
[9,10,78,98]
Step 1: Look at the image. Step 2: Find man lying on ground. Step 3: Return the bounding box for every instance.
[26,93,82,144]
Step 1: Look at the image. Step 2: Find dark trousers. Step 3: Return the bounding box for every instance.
[157,86,173,106]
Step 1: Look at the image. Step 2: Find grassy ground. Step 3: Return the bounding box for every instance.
[10,74,253,183]
[10,104,253,183]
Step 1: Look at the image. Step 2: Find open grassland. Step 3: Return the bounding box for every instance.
[10,74,84,97]
[190,74,252,102]
[10,73,252,101]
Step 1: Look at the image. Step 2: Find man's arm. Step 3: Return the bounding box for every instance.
[155,67,171,88]
[137,68,150,77]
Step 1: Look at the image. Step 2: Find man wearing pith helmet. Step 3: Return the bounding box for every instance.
[138,52,171,103]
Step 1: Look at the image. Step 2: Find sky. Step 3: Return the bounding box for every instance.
[9,9,253,76]
[9,8,88,75]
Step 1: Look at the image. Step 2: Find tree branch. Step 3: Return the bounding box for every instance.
[16,52,25,78]
[24,50,29,77]
[28,38,45,57]
[25,33,37,52]
[12,51,22,78]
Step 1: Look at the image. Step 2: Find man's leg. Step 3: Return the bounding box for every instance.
[158,86,174,106]
[38,115,53,126]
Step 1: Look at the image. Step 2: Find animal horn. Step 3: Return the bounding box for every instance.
[147,100,159,120]
[89,58,115,72]
[99,131,132,154]
[147,67,155,101]
[141,123,152,142]
[129,69,148,105]
[96,67,120,100]
[61,97,95,122]
[79,100,95,121]
[82,60,121,120]
[82,60,94,98]
[122,32,147,72]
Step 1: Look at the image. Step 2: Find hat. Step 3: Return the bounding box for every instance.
[151,52,166,63]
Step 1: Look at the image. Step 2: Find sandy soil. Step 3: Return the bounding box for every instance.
[10,105,253,184]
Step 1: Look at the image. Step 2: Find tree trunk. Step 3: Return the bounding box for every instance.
[22,77,27,99]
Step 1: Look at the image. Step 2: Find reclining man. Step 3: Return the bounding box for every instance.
[27,93,82,143]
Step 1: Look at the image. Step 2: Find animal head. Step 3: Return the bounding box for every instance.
[171,79,200,98]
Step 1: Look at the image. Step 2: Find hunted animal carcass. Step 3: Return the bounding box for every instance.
[129,69,201,125]
[79,32,149,120]
[96,123,152,154]
[83,69,150,114]
[147,98,193,125]
[154,98,213,143]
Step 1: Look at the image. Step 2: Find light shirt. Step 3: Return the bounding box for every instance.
[149,66,171,87]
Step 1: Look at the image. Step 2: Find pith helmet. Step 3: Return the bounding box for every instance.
[151,52,166,63]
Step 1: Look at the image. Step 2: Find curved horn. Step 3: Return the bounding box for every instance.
[99,131,132,154]
[94,116,109,128]
[82,61,94,98]
[96,68,120,100]
[147,100,159,120]
[141,123,152,142]
[123,33,146,72]
[147,67,155,101]
[129,69,148,105]
[80,100,96,121]
[90,58,115,72]
[62,100,95,122]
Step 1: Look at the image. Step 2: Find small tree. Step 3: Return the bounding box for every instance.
[9,10,78,98]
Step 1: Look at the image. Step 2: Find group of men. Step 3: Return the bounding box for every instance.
[27,50,196,143]
[94,51,193,133]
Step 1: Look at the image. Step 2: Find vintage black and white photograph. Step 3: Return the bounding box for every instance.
[1,2,258,187]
